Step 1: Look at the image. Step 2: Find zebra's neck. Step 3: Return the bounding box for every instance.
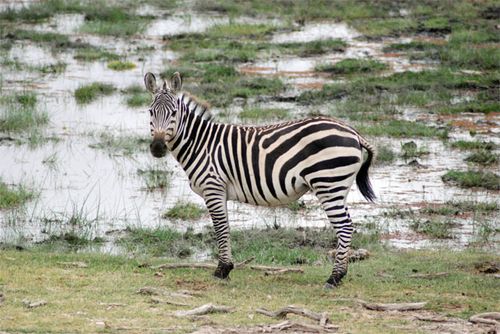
[167,93,216,169]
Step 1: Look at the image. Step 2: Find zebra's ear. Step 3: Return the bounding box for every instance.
[170,72,182,93]
[144,72,157,93]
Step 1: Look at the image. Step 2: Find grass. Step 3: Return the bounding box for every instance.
[74,47,120,62]
[107,60,136,71]
[400,141,429,159]
[277,39,347,57]
[122,85,150,107]
[239,108,289,121]
[0,92,49,133]
[375,144,396,165]
[88,132,148,156]
[162,201,207,221]
[410,218,455,239]
[4,29,70,47]
[0,179,35,209]
[74,82,115,104]
[137,167,170,191]
[0,246,498,333]
[442,170,499,190]
[465,151,498,166]
[451,140,496,151]
[316,59,388,75]
[357,120,448,139]
[80,13,152,37]
[421,201,498,216]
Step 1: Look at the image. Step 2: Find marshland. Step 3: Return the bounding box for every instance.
[0,0,499,333]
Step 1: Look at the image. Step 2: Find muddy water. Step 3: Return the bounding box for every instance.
[0,11,498,252]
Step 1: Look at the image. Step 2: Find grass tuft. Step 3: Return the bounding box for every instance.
[137,167,170,191]
[74,82,115,104]
[316,58,388,75]
[107,60,136,71]
[442,170,499,190]
[162,201,206,221]
[0,179,35,209]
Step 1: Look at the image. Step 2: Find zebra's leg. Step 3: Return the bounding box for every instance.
[314,189,353,288]
[204,191,233,280]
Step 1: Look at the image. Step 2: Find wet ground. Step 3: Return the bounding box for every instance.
[0,6,498,252]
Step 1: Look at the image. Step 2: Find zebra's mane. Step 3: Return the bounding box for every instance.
[180,92,213,121]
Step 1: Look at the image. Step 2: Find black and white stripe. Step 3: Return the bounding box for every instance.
[145,72,376,288]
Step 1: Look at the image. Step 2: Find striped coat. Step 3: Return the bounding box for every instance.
[146,72,375,288]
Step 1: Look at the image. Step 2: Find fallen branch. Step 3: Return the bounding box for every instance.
[57,261,88,268]
[409,272,449,279]
[256,305,329,325]
[264,268,305,276]
[150,296,191,307]
[469,312,500,326]
[359,300,427,311]
[22,299,47,309]
[151,257,255,271]
[414,314,456,323]
[250,265,303,273]
[174,303,233,317]
[267,320,338,333]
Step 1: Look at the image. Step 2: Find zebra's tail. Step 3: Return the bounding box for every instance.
[356,135,376,202]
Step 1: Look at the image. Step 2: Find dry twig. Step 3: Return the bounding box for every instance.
[150,296,191,307]
[174,303,233,317]
[359,300,427,311]
[469,312,500,326]
[264,268,305,276]
[256,305,329,325]
[151,257,255,271]
[267,320,338,333]
[250,265,303,273]
[22,299,47,309]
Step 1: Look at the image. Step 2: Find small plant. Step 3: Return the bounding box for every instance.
[465,150,498,166]
[122,85,150,107]
[287,200,306,213]
[316,58,388,75]
[107,61,136,71]
[74,48,120,62]
[442,170,499,190]
[451,140,496,151]
[375,144,396,164]
[0,180,35,209]
[400,141,429,159]
[0,93,48,133]
[74,83,115,104]
[410,218,454,239]
[162,201,206,220]
[137,168,170,191]
[88,132,148,156]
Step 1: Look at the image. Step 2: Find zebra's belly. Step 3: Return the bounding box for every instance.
[226,182,309,207]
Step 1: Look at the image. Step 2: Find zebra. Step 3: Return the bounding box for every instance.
[145,72,376,288]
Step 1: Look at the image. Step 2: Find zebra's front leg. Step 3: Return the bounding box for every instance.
[204,192,233,280]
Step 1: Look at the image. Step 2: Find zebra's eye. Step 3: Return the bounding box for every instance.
[149,109,153,117]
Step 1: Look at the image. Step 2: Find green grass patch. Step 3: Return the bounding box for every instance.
[275,39,347,57]
[107,60,136,71]
[357,120,448,139]
[438,102,499,114]
[450,140,496,151]
[316,58,388,75]
[239,107,289,121]
[421,201,498,216]
[410,218,455,239]
[400,141,429,159]
[442,170,499,190]
[137,167,170,191]
[79,6,152,37]
[5,29,70,46]
[162,201,207,221]
[465,150,498,166]
[122,85,150,107]
[354,18,418,37]
[0,92,49,133]
[374,144,396,165]
[207,23,277,39]
[74,47,120,62]
[88,132,148,156]
[0,179,35,209]
[74,82,115,104]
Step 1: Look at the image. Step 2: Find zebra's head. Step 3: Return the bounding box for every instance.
[144,72,182,158]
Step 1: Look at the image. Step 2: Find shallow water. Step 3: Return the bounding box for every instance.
[0,7,498,252]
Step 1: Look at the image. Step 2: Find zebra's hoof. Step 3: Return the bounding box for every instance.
[323,282,337,289]
[213,262,234,280]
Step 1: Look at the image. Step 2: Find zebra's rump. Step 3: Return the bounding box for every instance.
[216,117,364,207]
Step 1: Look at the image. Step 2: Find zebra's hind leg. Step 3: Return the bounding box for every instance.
[204,190,234,280]
[314,189,354,289]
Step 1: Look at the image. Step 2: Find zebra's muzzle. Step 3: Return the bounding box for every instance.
[150,139,167,158]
